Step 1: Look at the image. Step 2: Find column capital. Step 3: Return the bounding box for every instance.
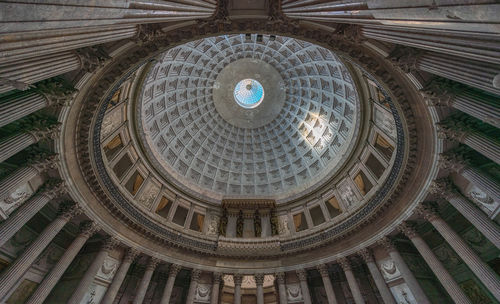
[79,221,99,238]
[101,237,119,252]
[134,24,164,46]
[336,24,365,44]
[275,272,285,284]
[41,180,66,199]
[27,152,59,173]
[75,46,110,73]
[213,272,223,283]
[338,257,352,272]
[57,201,82,221]
[438,152,469,173]
[29,123,61,141]
[428,179,456,199]
[377,237,397,253]
[389,46,424,73]
[414,203,441,222]
[123,248,139,263]
[36,79,75,107]
[233,274,243,286]
[169,264,181,277]
[397,222,418,239]
[191,269,202,282]
[358,248,374,263]
[146,257,160,270]
[254,273,265,285]
[316,264,330,277]
[421,78,461,107]
[296,269,308,281]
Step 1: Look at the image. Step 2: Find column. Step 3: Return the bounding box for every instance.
[377,237,430,304]
[430,180,500,248]
[233,274,242,304]
[0,153,58,201]
[276,272,287,304]
[358,249,396,304]
[133,257,159,304]
[159,264,181,304]
[26,221,99,304]
[0,51,81,94]
[255,274,265,304]
[437,122,500,166]
[0,202,80,299]
[339,258,365,304]
[398,223,472,304]
[67,237,118,304]
[422,80,500,128]
[0,123,59,163]
[416,205,500,301]
[0,180,65,247]
[186,269,201,304]
[210,272,222,304]
[0,92,47,128]
[296,270,312,304]
[316,264,338,304]
[100,248,139,304]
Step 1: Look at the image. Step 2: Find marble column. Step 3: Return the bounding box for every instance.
[255,274,265,304]
[186,269,201,304]
[422,80,500,128]
[0,153,57,201]
[210,272,222,304]
[100,248,139,304]
[233,274,243,304]
[159,264,181,304]
[0,92,48,128]
[316,264,338,304]
[67,237,118,304]
[296,269,312,304]
[430,180,500,248]
[0,51,81,94]
[0,180,65,247]
[133,257,159,304]
[339,258,365,304]
[398,223,472,304]
[437,123,500,166]
[276,272,287,304]
[0,123,59,163]
[416,205,500,301]
[0,202,80,299]
[439,152,500,200]
[25,221,98,304]
[378,237,430,304]
[359,248,396,304]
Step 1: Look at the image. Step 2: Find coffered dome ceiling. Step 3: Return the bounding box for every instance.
[137,34,360,201]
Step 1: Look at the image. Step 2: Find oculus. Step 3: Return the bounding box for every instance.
[233,78,264,109]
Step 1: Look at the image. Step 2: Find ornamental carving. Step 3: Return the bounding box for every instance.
[194,283,211,302]
[287,283,303,301]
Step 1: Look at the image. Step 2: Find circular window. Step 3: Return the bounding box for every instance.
[233,79,264,109]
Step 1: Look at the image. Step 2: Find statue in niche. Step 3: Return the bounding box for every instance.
[254,209,262,237]
[270,209,279,236]
[236,210,244,238]
[219,208,227,237]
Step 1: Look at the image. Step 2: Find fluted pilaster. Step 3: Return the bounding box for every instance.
[398,222,472,304]
[211,272,222,304]
[67,237,119,304]
[296,269,312,304]
[378,237,430,304]
[430,180,500,248]
[159,264,181,304]
[316,264,338,304]
[416,204,500,301]
[339,258,365,304]
[26,221,98,304]
[276,272,287,304]
[0,180,65,247]
[101,248,139,304]
[359,248,396,304]
[0,202,80,299]
[133,257,159,304]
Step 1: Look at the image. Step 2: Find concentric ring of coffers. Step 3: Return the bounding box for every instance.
[136,34,361,201]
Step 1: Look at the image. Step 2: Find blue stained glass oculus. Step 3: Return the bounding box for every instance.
[233,79,264,109]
